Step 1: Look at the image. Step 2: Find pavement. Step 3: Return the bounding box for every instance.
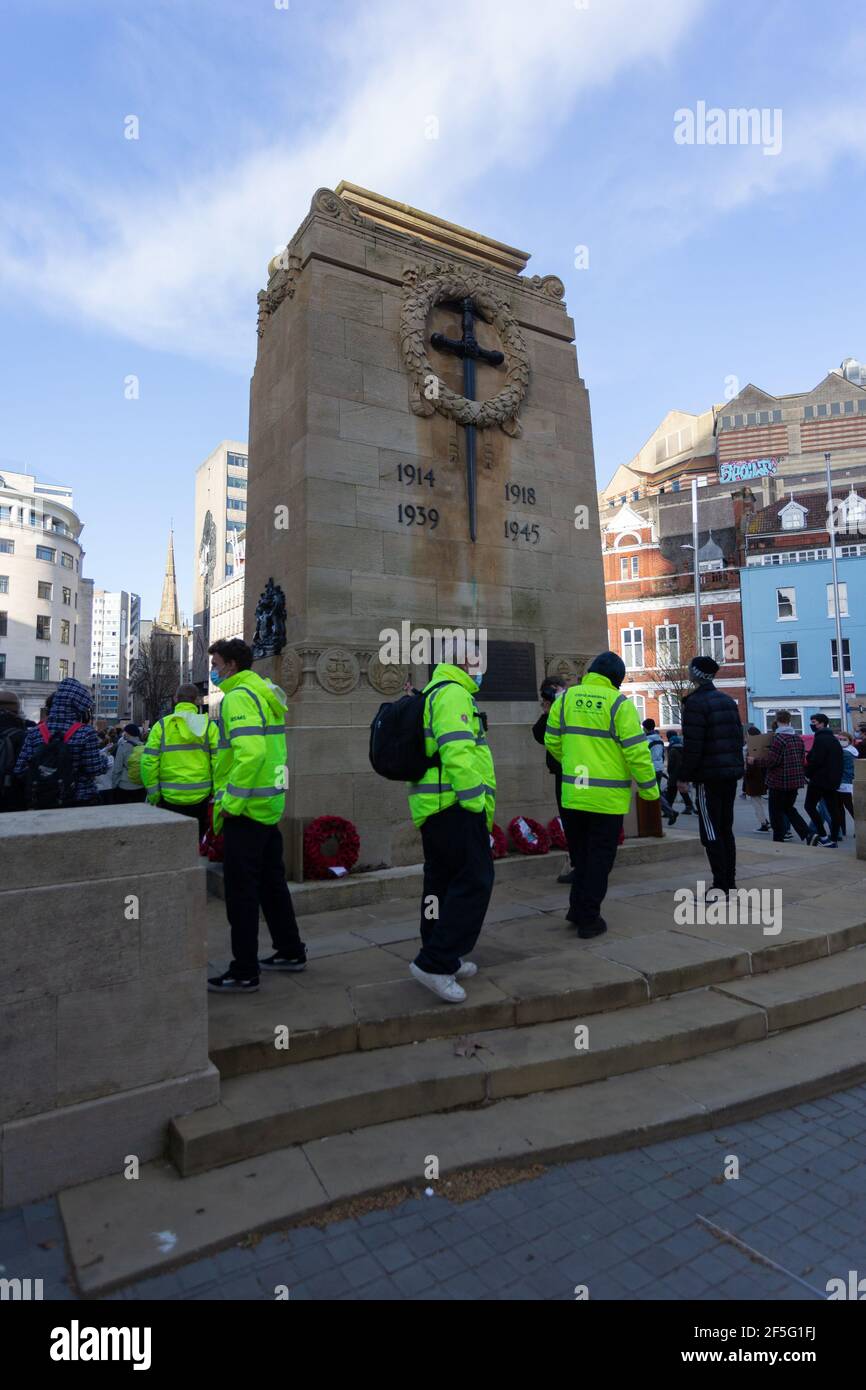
[3,792,862,1302]
[4,1081,866,1301]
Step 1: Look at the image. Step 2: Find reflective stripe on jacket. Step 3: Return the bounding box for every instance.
[407,663,496,831]
[141,703,219,805]
[211,671,288,831]
[544,672,660,814]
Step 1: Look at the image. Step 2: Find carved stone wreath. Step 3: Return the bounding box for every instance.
[400,263,529,436]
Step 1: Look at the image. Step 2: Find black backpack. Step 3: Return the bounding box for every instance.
[369,680,456,782]
[24,720,81,809]
[0,724,23,792]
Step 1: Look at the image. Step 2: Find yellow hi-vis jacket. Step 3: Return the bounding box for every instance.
[545,672,660,814]
[408,663,496,831]
[212,670,288,833]
[141,702,219,806]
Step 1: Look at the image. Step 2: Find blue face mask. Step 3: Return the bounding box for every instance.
[472,673,483,689]
[211,667,223,686]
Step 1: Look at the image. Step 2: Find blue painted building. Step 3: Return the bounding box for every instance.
[740,489,866,731]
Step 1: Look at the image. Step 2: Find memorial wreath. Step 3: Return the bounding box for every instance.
[508,815,550,855]
[304,815,361,879]
[490,823,508,859]
[547,815,568,851]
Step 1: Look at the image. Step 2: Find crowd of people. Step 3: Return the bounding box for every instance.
[1,644,863,1007]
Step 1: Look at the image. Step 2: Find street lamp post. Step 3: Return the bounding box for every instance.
[691,478,702,660]
[825,451,849,731]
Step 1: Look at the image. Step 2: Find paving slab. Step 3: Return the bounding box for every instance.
[477,991,766,1099]
[588,930,750,997]
[350,975,515,1049]
[171,1036,487,1175]
[209,982,358,1077]
[670,920,826,972]
[483,950,648,1024]
[712,948,866,1031]
[59,1149,327,1296]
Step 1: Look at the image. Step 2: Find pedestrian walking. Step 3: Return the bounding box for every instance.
[141,683,219,839]
[403,653,495,1002]
[836,730,858,838]
[804,713,843,847]
[545,651,659,937]
[743,724,770,831]
[643,718,678,825]
[206,638,305,994]
[676,656,743,897]
[532,677,575,883]
[760,710,810,842]
[665,731,694,813]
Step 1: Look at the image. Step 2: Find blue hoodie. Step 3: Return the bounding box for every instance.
[15,678,106,803]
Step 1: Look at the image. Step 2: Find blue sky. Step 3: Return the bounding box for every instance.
[1,0,864,620]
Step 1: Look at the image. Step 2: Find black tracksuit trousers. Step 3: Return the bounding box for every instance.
[561,807,624,927]
[416,805,494,975]
[694,778,738,891]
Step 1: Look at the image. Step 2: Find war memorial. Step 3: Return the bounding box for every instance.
[3,187,866,1298]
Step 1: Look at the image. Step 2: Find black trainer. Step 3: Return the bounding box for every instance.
[259,951,307,972]
[557,869,575,884]
[577,917,607,939]
[208,971,259,993]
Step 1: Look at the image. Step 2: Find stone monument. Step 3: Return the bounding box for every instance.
[245,182,607,869]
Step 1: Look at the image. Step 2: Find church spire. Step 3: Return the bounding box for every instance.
[157,527,180,631]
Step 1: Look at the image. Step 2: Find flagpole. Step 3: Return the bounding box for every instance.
[825,451,848,730]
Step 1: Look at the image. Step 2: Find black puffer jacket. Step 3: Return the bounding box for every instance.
[805,728,843,791]
[678,683,744,783]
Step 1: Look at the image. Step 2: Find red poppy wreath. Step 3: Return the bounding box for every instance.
[304,815,361,879]
[508,815,550,855]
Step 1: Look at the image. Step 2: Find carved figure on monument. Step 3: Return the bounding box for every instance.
[251,577,287,659]
[367,654,409,696]
[316,647,360,695]
[281,647,303,697]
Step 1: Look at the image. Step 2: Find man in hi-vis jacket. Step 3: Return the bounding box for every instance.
[407,657,495,1004]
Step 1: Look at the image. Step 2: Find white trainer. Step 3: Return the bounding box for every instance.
[455,960,478,979]
[409,962,466,1002]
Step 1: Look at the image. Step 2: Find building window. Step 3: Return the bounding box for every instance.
[671,480,681,492]
[38,580,53,600]
[36,544,56,562]
[827,582,849,618]
[631,489,639,501]
[831,639,852,676]
[0,575,7,593]
[780,504,806,530]
[845,400,855,415]
[623,628,644,670]
[0,612,6,637]
[804,406,814,419]
[226,499,246,511]
[780,642,799,677]
[630,693,646,721]
[631,556,639,578]
[659,692,682,727]
[620,558,629,580]
[701,619,725,664]
[776,587,796,620]
[0,539,14,554]
[831,402,841,416]
[61,552,74,569]
[766,708,803,732]
[656,624,680,666]
[63,586,71,605]
[59,659,69,679]
[817,404,828,417]
[0,654,5,678]
[0,505,10,521]
[60,619,70,645]
[35,656,49,680]
[36,615,51,641]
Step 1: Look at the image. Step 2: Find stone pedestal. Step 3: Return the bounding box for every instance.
[0,805,219,1207]
[246,184,608,869]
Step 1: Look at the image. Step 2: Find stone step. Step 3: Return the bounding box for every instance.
[61,1007,866,1295]
[712,944,866,1030]
[205,833,694,909]
[171,990,769,1176]
[208,889,866,1079]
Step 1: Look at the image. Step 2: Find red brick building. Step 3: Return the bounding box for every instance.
[602,492,748,728]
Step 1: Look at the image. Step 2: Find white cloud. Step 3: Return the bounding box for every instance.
[0,0,706,366]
